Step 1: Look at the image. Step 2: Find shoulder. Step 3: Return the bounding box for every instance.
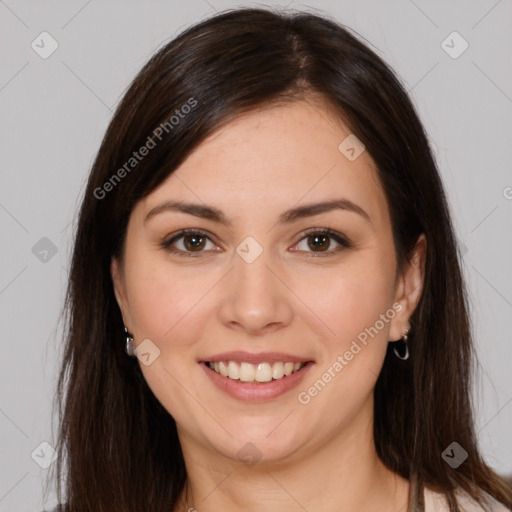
[424,486,510,512]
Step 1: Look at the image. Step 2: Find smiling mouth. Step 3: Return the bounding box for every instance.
[205,360,309,383]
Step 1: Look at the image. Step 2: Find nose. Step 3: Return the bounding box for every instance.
[217,245,294,336]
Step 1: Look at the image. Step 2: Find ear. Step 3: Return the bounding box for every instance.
[389,233,427,341]
[111,257,131,330]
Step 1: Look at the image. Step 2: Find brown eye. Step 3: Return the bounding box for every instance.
[292,229,352,256]
[307,233,331,251]
[182,233,207,251]
[161,229,216,257]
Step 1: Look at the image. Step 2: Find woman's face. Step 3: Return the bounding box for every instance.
[111,98,425,465]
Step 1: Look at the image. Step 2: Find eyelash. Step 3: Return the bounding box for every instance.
[160,228,352,258]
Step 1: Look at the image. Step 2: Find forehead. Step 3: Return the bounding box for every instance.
[136,99,388,226]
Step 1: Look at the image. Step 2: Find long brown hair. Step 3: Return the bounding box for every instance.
[47,6,511,511]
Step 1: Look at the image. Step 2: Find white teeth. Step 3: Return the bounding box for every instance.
[207,360,307,383]
[228,361,239,380]
[239,362,255,382]
[219,361,229,377]
[272,362,284,379]
[255,363,273,382]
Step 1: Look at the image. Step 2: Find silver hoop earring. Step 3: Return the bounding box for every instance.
[124,326,136,357]
[393,329,409,360]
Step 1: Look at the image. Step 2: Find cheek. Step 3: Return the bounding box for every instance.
[304,249,396,345]
[305,257,396,404]
[126,247,227,368]
[123,251,215,347]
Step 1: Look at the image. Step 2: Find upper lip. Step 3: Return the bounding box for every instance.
[199,351,314,365]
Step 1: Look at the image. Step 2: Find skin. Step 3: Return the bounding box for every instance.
[111,97,426,512]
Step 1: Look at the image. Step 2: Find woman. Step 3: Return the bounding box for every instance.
[45,6,511,512]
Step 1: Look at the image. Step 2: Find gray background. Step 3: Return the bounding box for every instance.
[0,0,511,510]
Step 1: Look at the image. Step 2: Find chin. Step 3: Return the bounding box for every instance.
[214,424,306,463]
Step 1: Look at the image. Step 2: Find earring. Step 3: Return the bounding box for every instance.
[124,326,136,357]
[393,328,409,360]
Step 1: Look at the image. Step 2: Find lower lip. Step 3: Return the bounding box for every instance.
[199,361,314,402]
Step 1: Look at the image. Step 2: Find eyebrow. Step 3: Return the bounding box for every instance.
[144,199,372,227]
